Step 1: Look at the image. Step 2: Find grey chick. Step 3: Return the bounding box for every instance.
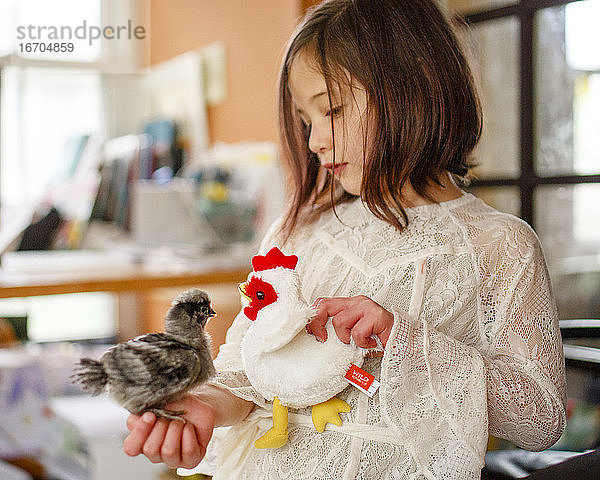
[72,288,217,421]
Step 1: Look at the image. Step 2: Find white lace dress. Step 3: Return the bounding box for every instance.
[207,193,566,480]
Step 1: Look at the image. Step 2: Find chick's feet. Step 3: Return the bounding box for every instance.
[255,397,288,449]
[311,397,351,433]
[147,407,186,422]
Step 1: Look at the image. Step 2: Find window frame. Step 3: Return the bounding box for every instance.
[461,0,600,226]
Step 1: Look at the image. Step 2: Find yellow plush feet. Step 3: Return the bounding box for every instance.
[255,397,289,449]
[311,397,351,433]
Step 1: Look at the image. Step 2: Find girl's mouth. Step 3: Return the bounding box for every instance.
[322,162,348,175]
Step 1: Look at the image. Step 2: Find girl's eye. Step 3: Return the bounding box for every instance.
[326,105,343,117]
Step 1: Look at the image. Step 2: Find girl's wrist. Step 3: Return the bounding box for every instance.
[193,385,253,427]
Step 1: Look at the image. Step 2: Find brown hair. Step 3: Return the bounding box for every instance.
[278,0,482,242]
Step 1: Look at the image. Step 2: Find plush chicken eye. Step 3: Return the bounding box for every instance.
[256,291,265,300]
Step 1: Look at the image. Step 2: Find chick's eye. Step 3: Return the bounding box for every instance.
[256,291,265,301]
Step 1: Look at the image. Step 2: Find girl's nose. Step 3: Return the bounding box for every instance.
[308,121,331,154]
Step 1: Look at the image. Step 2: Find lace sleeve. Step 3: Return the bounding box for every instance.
[379,217,566,477]
[481,222,566,450]
[381,309,489,479]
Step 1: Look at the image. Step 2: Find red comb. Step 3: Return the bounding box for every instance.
[251,247,298,272]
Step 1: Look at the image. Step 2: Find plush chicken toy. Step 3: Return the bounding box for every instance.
[239,247,366,449]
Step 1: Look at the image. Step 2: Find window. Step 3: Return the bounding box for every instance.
[457,0,600,321]
[0,0,150,342]
[0,0,149,212]
[1,67,103,206]
[0,0,105,211]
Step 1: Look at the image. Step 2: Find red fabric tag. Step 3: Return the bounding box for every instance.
[345,364,375,391]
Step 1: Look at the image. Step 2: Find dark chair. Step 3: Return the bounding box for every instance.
[560,319,600,373]
[525,448,600,479]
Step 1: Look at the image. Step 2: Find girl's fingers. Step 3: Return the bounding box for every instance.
[123,412,156,457]
[160,420,185,468]
[310,295,394,348]
[330,311,357,344]
[308,297,351,341]
[126,413,140,432]
[350,322,379,348]
[181,399,215,453]
[348,301,394,348]
[307,297,328,341]
[141,418,170,463]
[180,422,203,469]
[124,394,217,468]
[162,395,214,467]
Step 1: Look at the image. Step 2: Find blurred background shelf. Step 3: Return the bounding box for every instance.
[0,249,249,349]
[0,250,249,299]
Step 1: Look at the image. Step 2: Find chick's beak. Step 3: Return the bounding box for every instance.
[239,282,251,301]
[208,306,217,318]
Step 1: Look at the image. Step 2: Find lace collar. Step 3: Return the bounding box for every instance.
[332,192,476,228]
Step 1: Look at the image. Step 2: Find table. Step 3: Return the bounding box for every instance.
[0,249,251,296]
[0,263,249,298]
[0,250,250,341]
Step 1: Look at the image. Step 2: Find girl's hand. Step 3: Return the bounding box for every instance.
[123,394,215,469]
[307,295,394,349]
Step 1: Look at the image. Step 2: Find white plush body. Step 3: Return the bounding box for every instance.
[241,267,364,408]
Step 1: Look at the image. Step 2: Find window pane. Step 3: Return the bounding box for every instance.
[0,0,12,56]
[469,186,520,217]
[535,184,600,320]
[535,2,600,176]
[450,0,517,16]
[0,292,116,342]
[468,17,520,179]
[0,67,103,209]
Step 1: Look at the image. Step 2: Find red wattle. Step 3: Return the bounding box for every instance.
[244,305,258,321]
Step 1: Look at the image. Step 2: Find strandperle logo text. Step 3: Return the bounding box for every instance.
[16,19,146,46]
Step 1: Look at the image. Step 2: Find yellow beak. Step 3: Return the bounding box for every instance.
[239,282,251,301]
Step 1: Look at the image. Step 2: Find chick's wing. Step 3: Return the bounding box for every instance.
[103,333,200,393]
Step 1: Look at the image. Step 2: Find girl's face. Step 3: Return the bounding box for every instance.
[288,52,369,196]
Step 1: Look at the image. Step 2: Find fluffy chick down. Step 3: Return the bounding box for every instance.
[72,288,216,421]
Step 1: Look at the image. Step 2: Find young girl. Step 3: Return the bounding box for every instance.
[124,0,566,478]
